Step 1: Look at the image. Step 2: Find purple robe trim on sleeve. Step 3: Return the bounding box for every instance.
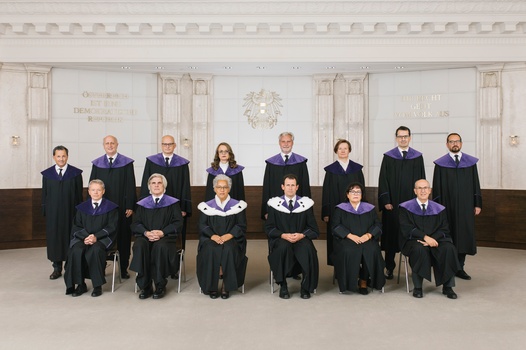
[265,153,308,166]
[384,147,423,160]
[41,165,83,181]
[146,153,190,167]
[137,195,179,209]
[76,199,118,216]
[323,160,363,175]
[204,198,241,212]
[205,165,245,176]
[92,154,134,169]
[433,153,479,169]
[399,199,445,216]
[336,201,375,215]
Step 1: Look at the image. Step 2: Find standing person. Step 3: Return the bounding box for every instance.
[130,174,183,299]
[399,179,460,299]
[205,142,245,201]
[432,133,482,280]
[266,174,319,299]
[261,131,311,220]
[140,135,191,250]
[89,135,136,279]
[197,175,248,299]
[332,182,385,295]
[378,126,425,279]
[322,139,365,266]
[41,145,83,280]
[64,180,118,297]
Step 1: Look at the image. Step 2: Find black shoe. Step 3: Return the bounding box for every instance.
[300,289,311,299]
[153,287,165,299]
[221,291,230,299]
[72,283,88,297]
[412,288,423,298]
[171,273,179,280]
[209,291,219,299]
[50,270,62,280]
[385,269,394,280]
[91,286,102,297]
[279,285,290,299]
[65,287,74,295]
[442,287,458,299]
[291,274,301,280]
[456,270,471,280]
[121,272,130,279]
[139,287,153,300]
[359,287,369,295]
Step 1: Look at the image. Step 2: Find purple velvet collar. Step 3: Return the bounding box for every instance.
[204,198,241,212]
[434,153,479,169]
[336,201,375,215]
[92,154,134,169]
[206,165,245,176]
[137,195,179,209]
[41,165,82,181]
[384,147,422,160]
[265,153,307,166]
[324,160,363,175]
[399,199,445,216]
[146,153,190,167]
[76,199,118,216]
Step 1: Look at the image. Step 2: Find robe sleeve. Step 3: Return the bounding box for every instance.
[261,164,272,219]
[473,165,483,208]
[265,207,283,239]
[331,208,350,239]
[74,173,84,206]
[161,203,184,237]
[299,162,311,198]
[399,207,425,240]
[124,163,137,210]
[139,159,151,199]
[378,156,392,209]
[131,207,148,237]
[179,164,192,215]
[302,208,319,240]
[367,212,382,240]
[321,171,331,219]
[198,213,216,238]
[229,211,247,239]
[205,173,215,201]
[41,176,47,216]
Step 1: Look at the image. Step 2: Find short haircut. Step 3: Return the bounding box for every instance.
[395,126,411,137]
[89,179,105,189]
[147,173,168,192]
[414,179,430,188]
[282,173,298,185]
[333,139,352,153]
[53,145,68,156]
[346,182,364,195]
[279,131,294,141]
[103,135,118,143]
[213,174,232,188]
[447,133,462,142]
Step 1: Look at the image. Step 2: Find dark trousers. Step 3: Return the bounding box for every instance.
[64,241,107,289]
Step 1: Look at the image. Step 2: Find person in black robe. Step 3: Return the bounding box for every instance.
[432,133,482,280]
[140,135,191,251]
[41,145,83,280]
[322,139,365,266]
[265,174,319,299]
[197,175,248,299]
[378,126,425,279]
[89,135,136,279]
[399,179,461,299]
[261,132,311,219]
[64,180,118,297]
[332,182,385,294]
[205,142,245,201]
[130,173,183,300]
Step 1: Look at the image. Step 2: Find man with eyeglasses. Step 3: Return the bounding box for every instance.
[378,126,425,280]
[432,133,482,281]
[399,179,460,299]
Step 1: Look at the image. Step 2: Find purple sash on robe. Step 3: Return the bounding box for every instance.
[265,153,307,166]
[204,198,241,212]
[41,165,83,181]
[76,199,118,216]
[206,165,245,176]
[336,201,375,215]
[146,153,190,167]
[324,160,363,175]
[433,153,479,169]
[399,199,445,216]
[137,195,179,209]
[384,147,422,160]
[92,154,134,169]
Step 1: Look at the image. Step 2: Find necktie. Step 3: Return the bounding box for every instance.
[402,150,407,160]
[155,198,160,206]
[421,203,426,214]
[284,155,289,164]
[288,199,294,211]
[94,202,99,210]
[109,157,113,167]
[165,157,170,167]
[454,155,460,166]
[58,168,63,180]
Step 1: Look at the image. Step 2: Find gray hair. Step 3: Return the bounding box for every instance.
[278,131,294,141]
[148,173,168,193]
[213,174,232,188]
[89,179,105,189]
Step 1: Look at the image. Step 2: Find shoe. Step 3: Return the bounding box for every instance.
[442,287,458,299]
[91,286,102,297]
[412,288,423,298]
[72,283,88,297]
[456,270,472,280]
[65,287,74,295]
[139,287,153,299]
[279,285,290,299]
[170,273,179,280]
[121,272,130,279]
[359,287,369,295]
[221,291,230,299]
[385,269,394,280]
[153,287,165,299]
[209,291,219,299]
[300,289,311,299]
[291,274,301,280]
[49,270,62,280]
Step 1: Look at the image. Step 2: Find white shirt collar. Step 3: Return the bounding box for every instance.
[55,164,68,173]
[281,152,293,162]
[215,195,231,209]
[416,198,429,208]
[107,153,118,161]
[449,151,462,159]
[219,162,229,173]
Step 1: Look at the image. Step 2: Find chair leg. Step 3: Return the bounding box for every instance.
[403,255,412,293]
[111,252,117,293]
[178,249,184,293]
[396,252,402,284]
[270,270,275,294]
[134,273,138,293]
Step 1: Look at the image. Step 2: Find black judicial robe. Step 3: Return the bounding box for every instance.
[196,197,248,293]
[90,153,136,268]
[265,195,319,292]
[140,153,192,215]
[65,199,118,289]
[261,153,311,219]
[399,199,460,286]
[432,153,482,255]
[322,160,365,265]
[332,202,385,292]
[204,165,245,201]
[41,165,83,262]
[378,147,425,253]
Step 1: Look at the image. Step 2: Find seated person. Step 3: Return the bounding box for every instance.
[197,174,248,299]
[399,179,461,299]
[332,182,385,295]
[64,179,118,297]
[130,173,183,300]
[265,174,319,299]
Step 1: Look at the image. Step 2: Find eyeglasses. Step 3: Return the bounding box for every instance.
[218,150,230,154]
[348,190,362,195]
[396,135,410,139]
[215,186,229,190]
[162,143,175,146]
[447,140,462,144]
[415,187,430,191]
